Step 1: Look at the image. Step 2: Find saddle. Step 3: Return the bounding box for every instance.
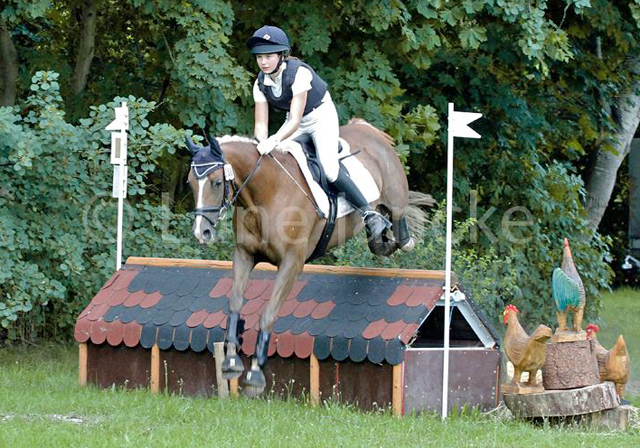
[291,137,346,262]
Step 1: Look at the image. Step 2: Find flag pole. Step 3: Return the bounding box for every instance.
[442,103,482,419]
[442,103,455,419]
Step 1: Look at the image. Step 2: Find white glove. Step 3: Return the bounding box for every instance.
[257,136,280,155]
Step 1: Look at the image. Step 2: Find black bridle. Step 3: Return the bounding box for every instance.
[191,154,265,229]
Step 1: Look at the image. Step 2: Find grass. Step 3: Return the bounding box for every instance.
[1,290,640,447]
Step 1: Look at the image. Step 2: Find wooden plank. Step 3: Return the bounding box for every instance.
[392,363,404,417]
[213,342,229,399]
[150,344,160,394]
[310,354,320,406]
[229,378,239,397]
[125,256,447,280]
[78,343,88,387]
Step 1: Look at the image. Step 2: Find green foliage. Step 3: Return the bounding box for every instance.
[0,72,230,341]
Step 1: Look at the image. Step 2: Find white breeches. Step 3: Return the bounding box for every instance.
[280,95,340,182]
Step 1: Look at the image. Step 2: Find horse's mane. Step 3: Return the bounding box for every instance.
[217,135,257,145]
[347,118,395,147]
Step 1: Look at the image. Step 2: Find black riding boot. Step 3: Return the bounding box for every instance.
[331,166,389,239]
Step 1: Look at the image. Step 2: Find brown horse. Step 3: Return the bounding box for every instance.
[186,119,420,395]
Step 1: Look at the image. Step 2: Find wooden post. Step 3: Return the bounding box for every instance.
[392,363,404,417]
[213,342,229,398]
[150,344,160,394]
[310,354,320,406]
[229,378,239,396]
[78,343,87,387]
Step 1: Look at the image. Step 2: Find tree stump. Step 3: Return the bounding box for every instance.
[542,340,599,390]
[503,382,619,418]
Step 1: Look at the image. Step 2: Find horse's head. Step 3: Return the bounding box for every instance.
[186,135,229,245]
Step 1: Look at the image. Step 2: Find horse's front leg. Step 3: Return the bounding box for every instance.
[221,248,254,379]
[244,254,304,395]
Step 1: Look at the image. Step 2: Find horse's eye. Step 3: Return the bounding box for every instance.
[212,179,223,187]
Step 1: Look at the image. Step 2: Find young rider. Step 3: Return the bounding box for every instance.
[247,25,388,240]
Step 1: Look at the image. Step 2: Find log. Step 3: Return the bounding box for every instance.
[542,340,599,390]
[503,382,619,418]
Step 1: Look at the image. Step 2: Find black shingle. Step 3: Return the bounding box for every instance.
[135,308,157,325]
[191,278,218,298]
[313,335,331,360]
[204,298,227,314]
[152,308,175,326]
[157,325,174,350]
[342,320,369,339]
[331,337,349,361]
[127,270,149,292]
[189,295,213,312]
[307,318,331,336]
[140,324,157,349]
[104,305,126,322]
[155,294,180,311]
[403,305,429,324]
[169,309,192,327]
[273,315,297,334]
[367,337,386,364]
[171,295,196,312]
[173,324,191,351]
[190,326,208,353]
[295,282,323,302]
[379,304,412,323]
[176,277,200,297]
[206,327,225,352]
[348,336,368,362]
[119,305,142,324]
[328,304,352,321]
[385,338,405,365]
[325,319,349,338]
[290,316,313,335]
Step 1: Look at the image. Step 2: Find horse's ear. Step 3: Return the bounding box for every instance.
[209,135,223,158]
[185,135,198,156]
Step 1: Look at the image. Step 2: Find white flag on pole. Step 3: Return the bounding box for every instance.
[448,107,482,139]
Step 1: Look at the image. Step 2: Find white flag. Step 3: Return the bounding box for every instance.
[448,103,482,139]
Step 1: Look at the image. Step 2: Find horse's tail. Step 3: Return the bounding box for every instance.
[405,190,433,237]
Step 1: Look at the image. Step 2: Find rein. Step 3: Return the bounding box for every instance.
[191,153,265,228]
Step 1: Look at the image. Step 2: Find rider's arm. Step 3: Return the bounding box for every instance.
[272,90,307,142]
[254,100,269,141]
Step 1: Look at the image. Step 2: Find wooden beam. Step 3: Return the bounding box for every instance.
[150,344,160,394]
[78,343,87,387]
[392,363,404,417]
[310,354,320,406]
[213,342,229,399]
[125,256,447,280]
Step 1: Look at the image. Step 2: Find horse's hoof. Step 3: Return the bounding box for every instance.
[244,368,266,389]
[400,237,415,252]
[221,354,244,380]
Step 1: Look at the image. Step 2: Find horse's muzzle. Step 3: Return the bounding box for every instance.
[193,214,218,245]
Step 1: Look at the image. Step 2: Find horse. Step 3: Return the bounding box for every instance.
[185,118,425,395]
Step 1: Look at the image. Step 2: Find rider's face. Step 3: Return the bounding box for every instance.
[255,53,280,74]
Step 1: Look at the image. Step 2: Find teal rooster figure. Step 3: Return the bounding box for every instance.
[552,238,586,335]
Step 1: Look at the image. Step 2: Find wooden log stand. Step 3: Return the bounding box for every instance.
[542,340,599,390]
[504,382,619,418]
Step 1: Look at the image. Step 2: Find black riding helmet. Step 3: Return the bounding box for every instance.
[246,25,291,55]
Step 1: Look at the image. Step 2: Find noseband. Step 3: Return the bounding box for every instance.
[191,154,265,229]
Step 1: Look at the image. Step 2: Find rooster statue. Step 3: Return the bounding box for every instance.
[551,238,586,336]
[502,305,553,393]
[586,324,631,400]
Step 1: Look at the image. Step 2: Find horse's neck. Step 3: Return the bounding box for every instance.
[223,143,268,207]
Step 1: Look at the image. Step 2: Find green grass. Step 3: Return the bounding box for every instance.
[597,287,640,395]
[2,289,640,447]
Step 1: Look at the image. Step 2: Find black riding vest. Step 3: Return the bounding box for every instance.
[257,59,328,116]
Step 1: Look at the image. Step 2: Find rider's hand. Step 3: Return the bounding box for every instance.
[257,136,280,155]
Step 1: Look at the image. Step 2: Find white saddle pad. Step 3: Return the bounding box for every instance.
[277,139,380,219]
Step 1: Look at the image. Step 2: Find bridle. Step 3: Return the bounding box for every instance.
[191,153,265,228]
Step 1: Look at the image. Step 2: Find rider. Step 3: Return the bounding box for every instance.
[247,25,388,240]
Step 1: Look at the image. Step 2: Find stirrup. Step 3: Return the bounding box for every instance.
[363,211,391,239]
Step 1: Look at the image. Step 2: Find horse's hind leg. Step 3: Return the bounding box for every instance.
[221,248,254,380]
[244,253,304,396]
[393,216,414,251]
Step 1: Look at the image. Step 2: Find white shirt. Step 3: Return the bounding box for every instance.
[252,62,313,103]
